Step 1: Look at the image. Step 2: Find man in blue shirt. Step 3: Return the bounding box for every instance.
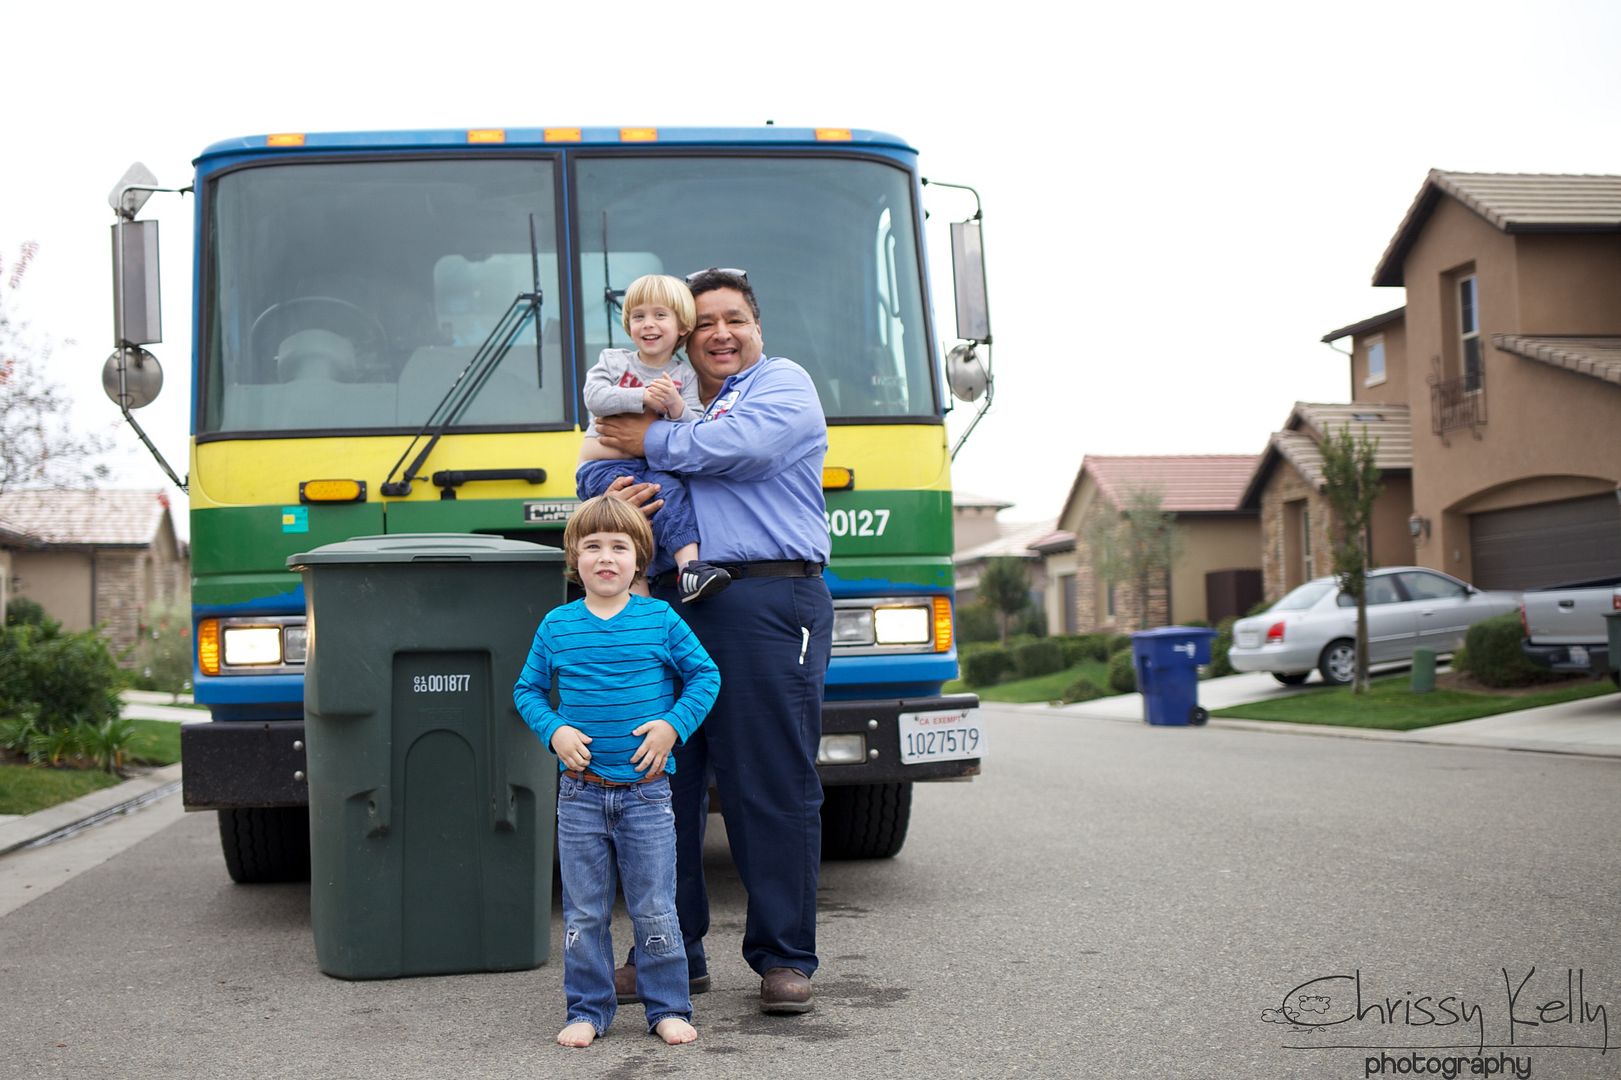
[598,268,832,1014]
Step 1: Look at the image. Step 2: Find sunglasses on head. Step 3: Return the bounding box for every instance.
[685,267,749,285]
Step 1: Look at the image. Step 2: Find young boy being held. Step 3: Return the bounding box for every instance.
[576,273,729,604]
[513,495,720,1048]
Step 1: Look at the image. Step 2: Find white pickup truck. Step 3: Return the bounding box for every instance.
[1520,578,1621,686]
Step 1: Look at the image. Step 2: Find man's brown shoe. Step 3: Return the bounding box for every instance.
[759,967,813,1014]
[613,962,710,1004]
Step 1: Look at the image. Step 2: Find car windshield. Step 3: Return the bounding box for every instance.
[200,159,566,435]
[573,155,937,420]
[1270,580,1336,611]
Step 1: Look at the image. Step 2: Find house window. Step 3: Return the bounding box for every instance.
[1365,336,1386,387]
[1106,581,1116,619]
[1459,275,1482,392]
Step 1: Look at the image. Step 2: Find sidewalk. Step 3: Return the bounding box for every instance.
[1055,670,1621,757]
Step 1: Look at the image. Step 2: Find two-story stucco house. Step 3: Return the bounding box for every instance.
[1317,171,1621,590]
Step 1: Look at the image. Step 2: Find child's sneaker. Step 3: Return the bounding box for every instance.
[680,561,732,604]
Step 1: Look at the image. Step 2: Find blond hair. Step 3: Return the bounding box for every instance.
[562,494,655,583]
[620,274,696,337]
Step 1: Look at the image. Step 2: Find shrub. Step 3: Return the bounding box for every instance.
[133,602,193,700]
[1060,634,1110,665]
[1207,616,1238,678]
[1014,604,1048,639]
[1457,614,1562,689]
[1061,676,1107,704]
[955,602,999,645]
[1107,634,1132,656]
[1013,639,1065,679]
[962,648,1015,688]
[0,624,124,735]
[4,597,59,633]
[1107,649,1138,694]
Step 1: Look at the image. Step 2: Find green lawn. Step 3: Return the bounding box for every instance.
[946,659,1114,703]
[0,719,182,817]
[0,764,121,815]
[1214,673,1617,730]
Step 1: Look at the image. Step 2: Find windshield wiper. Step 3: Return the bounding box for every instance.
[379,289,542,497]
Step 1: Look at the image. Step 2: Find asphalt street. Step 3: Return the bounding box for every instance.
[2,705,1619,1080]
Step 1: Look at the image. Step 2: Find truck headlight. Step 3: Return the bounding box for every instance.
[832,608,875,646]
[222,626,284,666]
[873,606,931,645]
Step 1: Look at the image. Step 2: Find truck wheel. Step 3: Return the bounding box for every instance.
[218,808,311,884]
[1318,640,1357,686]
[821,782,912,860]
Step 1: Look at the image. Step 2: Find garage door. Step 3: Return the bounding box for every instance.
[1470,494,1621,589]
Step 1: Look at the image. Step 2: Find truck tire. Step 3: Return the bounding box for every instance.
[821,782,912,860]
[218,808,311,884]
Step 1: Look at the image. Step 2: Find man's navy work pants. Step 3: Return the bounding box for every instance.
[652,573,832,979]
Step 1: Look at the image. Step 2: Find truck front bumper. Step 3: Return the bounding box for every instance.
[179,692,982,810]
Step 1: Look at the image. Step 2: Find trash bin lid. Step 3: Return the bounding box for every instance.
[289,533,563,569]
[1131,626,1218,639]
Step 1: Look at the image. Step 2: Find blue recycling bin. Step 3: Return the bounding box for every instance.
[1132,626,1219,726]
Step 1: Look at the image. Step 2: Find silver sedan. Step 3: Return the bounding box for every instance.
[1227,567,1521,686]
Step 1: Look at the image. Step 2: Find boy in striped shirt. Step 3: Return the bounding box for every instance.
[513,495,720,1048]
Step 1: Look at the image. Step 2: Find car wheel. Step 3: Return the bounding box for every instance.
[1272,671,1311,686]
[1318,640,1356,686]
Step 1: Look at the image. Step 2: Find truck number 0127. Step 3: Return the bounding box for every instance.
[825,507,890,537]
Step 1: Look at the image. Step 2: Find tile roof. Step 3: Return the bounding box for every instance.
[953,518,1062,564]
[1321,306,1405,344]
[1240,403,1413,507]
[0,489,175,547]
[1493,335,1621,387]
[1081,456,1260,514]
[1374,171,1621,286]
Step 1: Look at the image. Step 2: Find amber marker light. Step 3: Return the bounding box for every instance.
[197,619,221,675]
[620,127,658,142]
[822,466,855,491]
[300,479,366,504]
[932,597,953,653]
[266,133,306,147]
[815,128,853,141]
[544,128,582,142]
[467,129,506,143]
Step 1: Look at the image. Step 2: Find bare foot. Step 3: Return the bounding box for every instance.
[654,1017,697,1045]
[556,1021,597,1048]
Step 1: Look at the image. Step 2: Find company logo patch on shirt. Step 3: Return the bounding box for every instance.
[703,389,741,422]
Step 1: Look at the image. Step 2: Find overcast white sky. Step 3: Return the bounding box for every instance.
[7,0,1621,538]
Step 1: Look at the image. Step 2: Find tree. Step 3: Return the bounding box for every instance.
[0,242,111,495]
[1084,487,1182,631]
[977,556,1033,644]
[1318,424,1383,694]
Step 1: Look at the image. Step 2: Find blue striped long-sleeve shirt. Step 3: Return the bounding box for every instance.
[512,594,719,780]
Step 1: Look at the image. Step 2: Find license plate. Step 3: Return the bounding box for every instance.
[1569,645,1590,667]
[898,708,984,765]
[1236,631,1259,649]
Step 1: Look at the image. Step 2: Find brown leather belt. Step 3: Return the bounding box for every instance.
[564,769,661,787]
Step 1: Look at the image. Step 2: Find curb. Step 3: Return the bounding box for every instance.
[0,763,184,856]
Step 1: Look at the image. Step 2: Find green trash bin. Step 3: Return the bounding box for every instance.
[288,533,565,979]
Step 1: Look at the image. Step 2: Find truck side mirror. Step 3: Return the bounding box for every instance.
[950,220,991,345]
[112,219,162,348]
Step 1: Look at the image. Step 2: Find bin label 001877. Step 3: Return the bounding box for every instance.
[897,708,984,765]
[412,674,472,693]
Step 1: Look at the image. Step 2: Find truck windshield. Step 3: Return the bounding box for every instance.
[200,159,566,435]
[573,155,938,420]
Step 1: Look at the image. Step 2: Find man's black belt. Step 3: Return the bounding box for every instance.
[653,560,824,589]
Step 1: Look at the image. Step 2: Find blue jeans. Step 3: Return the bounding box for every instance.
[556,772,690,1033]
[575,459,700,580]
